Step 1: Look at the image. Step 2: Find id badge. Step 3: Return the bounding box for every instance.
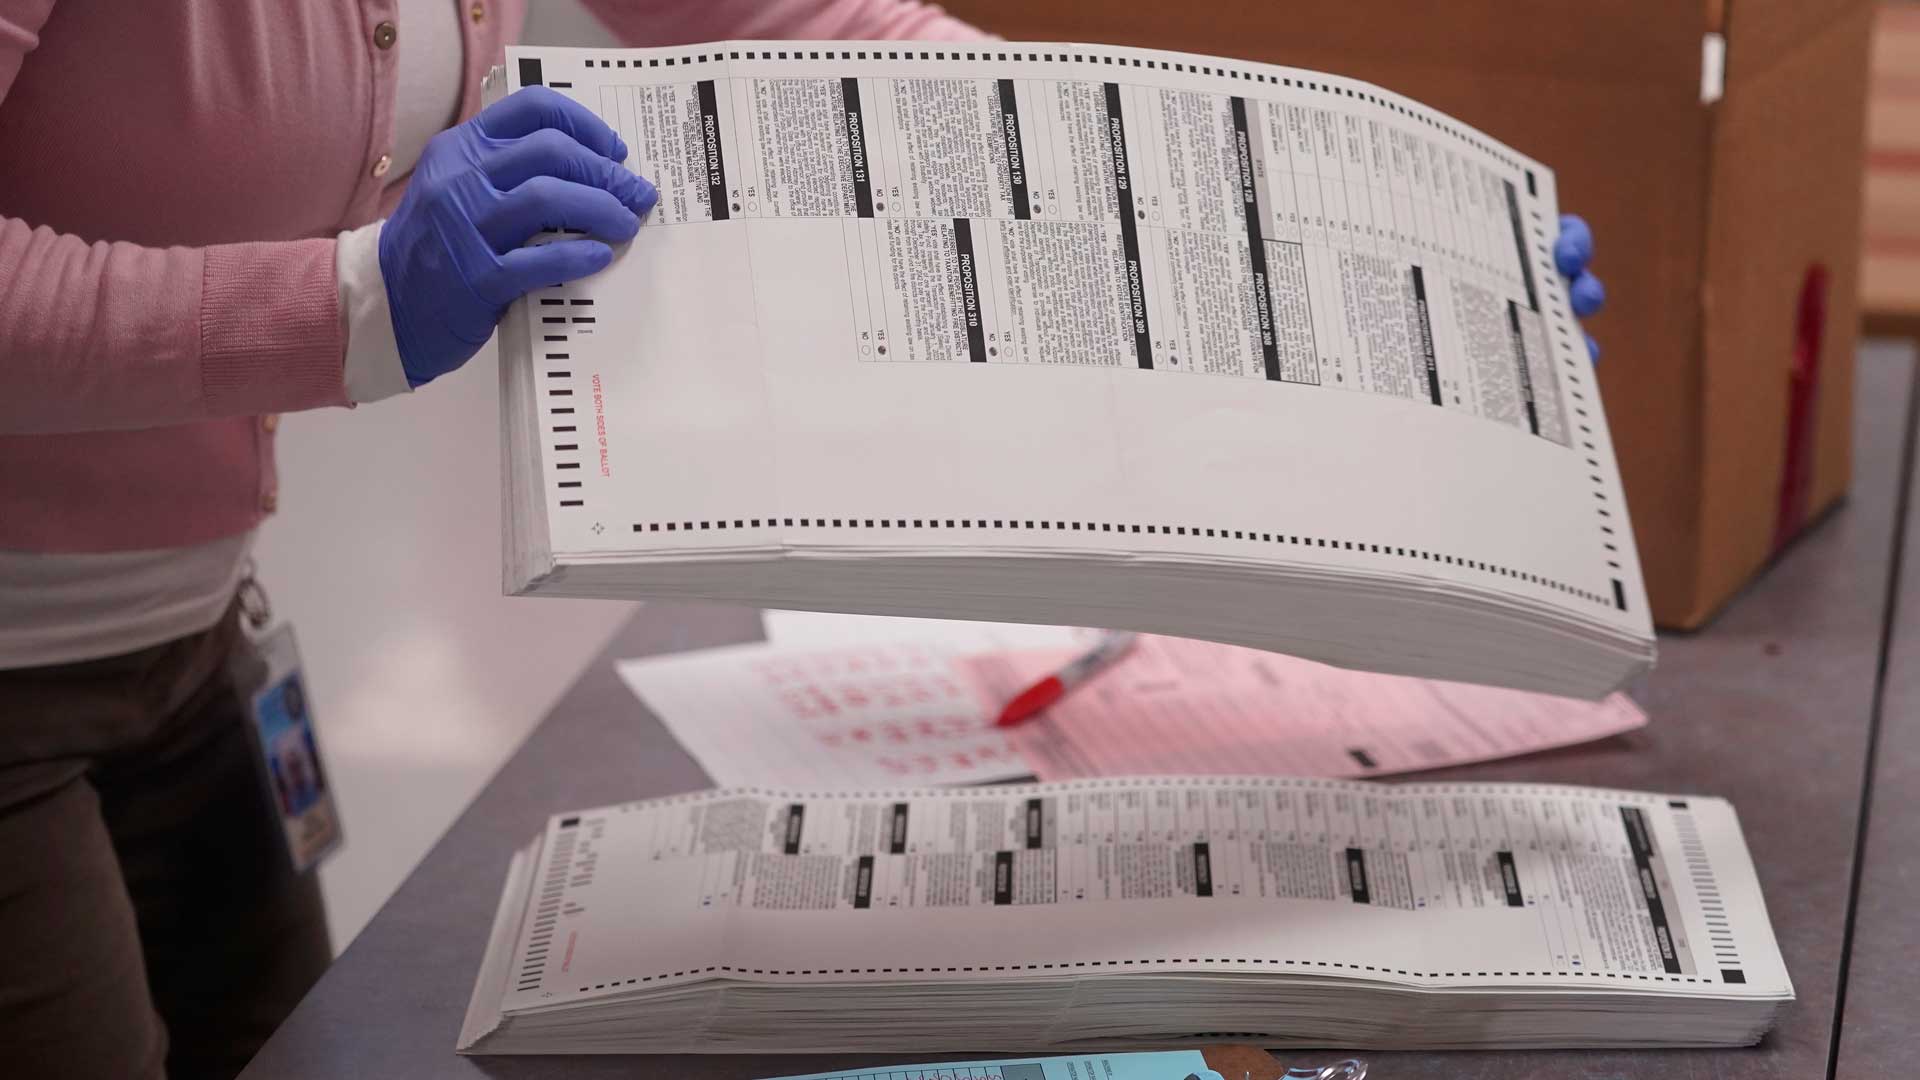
[237,623,344,874]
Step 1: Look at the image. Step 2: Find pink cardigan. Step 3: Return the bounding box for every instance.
[0,0,982,552]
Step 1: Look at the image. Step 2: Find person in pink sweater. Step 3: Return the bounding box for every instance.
[0,4,987,1078]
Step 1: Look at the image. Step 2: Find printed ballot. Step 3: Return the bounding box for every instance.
[458,777,1791,1054]
[615,631,1647,788]
[496,40,1656,700]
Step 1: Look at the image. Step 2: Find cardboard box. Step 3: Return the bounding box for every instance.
[944,0,1874,628]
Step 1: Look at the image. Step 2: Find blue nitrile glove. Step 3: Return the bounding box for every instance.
[380,86,658,388]
[1554,213,1605,363]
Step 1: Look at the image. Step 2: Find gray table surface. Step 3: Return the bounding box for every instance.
[1831,360,1920,1077]
[241,352,1915,1080]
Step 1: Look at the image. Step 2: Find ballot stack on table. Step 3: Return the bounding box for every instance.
[458,778,1792,1054]
[497,38,1656,702]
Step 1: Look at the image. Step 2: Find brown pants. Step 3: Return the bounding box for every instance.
[0,604,332,1080]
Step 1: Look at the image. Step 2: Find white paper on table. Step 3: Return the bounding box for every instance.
[618,629,1644,789]
[616,638,1033,787]
[969,634,1645,780]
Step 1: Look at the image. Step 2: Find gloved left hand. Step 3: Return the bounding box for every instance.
[1554,214,1605,363]
[380,86,660,389]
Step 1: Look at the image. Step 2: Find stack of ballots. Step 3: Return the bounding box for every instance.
[458,777,1791,1054]
[499,39,1654,699]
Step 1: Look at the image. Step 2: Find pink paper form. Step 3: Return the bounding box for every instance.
[616,632,1645,788]
[972,635,1646,781]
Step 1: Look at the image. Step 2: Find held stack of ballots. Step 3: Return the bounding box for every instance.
[496,39,1655,700]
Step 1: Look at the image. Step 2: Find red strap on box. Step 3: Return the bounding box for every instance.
[1774,264,1828,552]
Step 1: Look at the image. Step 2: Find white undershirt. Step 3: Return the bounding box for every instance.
[0,0,464,669]
[390,0,467,181]
[338,0,467,406]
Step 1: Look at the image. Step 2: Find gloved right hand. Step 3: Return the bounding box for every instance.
[380,86,658,388]
[1554,214,1605,363]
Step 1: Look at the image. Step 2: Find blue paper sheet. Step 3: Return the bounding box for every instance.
[760,1051,1220,1080]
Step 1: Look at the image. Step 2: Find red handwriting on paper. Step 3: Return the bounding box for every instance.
[751,645,1029,778]
[778,684,839,719]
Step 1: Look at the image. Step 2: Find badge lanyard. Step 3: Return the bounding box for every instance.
[232,562,344,875]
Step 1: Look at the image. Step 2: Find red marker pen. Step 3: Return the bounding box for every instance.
[994,631,1138,728]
